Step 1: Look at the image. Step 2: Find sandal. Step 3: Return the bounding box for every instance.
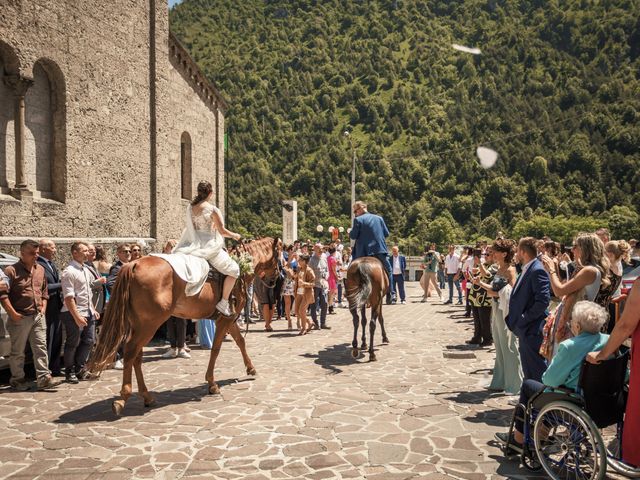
[265,326,274,332]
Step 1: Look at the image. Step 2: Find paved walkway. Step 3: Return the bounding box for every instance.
[0,283,598,479]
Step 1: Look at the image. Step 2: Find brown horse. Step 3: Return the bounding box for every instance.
[345,256,390,362]
[88,237,281,416]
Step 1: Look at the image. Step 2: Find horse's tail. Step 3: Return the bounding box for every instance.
[87,263,134,374]
[347,261,373,310]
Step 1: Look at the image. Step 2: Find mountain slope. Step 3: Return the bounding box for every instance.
[170,0,640,249]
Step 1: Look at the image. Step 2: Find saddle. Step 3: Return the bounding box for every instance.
[206,267,244,320]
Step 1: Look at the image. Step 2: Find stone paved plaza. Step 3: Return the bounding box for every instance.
[0,283,590,479]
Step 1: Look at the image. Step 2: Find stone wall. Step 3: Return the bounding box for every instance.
[0,0,226,252]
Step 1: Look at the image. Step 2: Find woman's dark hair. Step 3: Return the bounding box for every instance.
[299,254,310,263]
[493,238,516,263]
[329,247,336,254]
[544,240,559,257]
[191,180,213,206]
[94,245,107,261]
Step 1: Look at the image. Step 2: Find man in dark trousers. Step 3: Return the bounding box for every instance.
[349,200,392,304]
[506,237,551,382]
[389,245,407,304]
[37,239,64,377]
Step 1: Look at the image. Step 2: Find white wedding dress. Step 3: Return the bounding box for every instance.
[173,201,240,279]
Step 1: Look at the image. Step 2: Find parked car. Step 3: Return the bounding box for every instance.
[1,252,19,368]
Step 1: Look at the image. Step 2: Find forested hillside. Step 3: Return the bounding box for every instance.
[170,0,640,250]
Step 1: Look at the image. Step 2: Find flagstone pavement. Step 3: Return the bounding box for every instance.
[0,283,616,479]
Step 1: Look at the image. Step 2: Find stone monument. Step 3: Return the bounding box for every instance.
[282,200,297,245]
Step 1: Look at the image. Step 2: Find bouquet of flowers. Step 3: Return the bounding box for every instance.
[233,251,254,276]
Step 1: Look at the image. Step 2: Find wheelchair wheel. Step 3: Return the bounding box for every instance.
[533,401,607,480]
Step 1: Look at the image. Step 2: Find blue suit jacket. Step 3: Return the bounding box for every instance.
[349,212,389,259]
[506,258,551,337]
[388,254,406,273]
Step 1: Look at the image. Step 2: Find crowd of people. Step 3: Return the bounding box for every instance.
[1,224,639,467]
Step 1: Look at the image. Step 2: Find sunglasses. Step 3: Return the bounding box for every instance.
[121,250,131,253]
[132,248,141,252]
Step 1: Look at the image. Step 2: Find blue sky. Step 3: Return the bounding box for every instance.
[169,0,182,7]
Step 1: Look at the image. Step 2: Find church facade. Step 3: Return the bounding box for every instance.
[0,0,226,252]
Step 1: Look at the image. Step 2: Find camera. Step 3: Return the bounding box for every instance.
[473,249,482,257]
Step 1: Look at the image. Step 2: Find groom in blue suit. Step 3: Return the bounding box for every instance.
[349,201,392,303]
[507,237,551,382]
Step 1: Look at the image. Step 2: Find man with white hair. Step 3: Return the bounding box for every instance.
[496,300,610,451]
[309,243,330,329]
[37,238,64,377]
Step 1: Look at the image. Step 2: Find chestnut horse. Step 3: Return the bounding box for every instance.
[345,256,390,362]
[88,237,281,416]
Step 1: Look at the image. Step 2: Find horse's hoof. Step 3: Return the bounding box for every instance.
[369,354,377,362]
[382,337,390,344]
[247,367,257,376]
[144,398,156,408]
[351,347,359,358]
[361,344,367,351]
[112,400,125,416]
[209,384,221,395]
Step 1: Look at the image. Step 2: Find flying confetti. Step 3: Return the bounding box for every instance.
[477,146,498,169]
[452,43,482,55]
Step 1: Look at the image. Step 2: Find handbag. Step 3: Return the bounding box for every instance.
[540,303,564,361]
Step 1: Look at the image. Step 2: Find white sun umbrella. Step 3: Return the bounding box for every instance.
[476,146,498,169]
[452,43,482,55]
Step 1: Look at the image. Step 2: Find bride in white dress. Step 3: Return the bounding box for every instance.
[174,180,242,316]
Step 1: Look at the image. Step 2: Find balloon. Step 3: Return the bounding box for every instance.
[338,226,345,233]
[477,146,498,169]
[316,225,324,232]
[452,43,482,55]
[328,226,335,232]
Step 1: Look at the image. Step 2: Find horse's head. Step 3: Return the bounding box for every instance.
[244,237,282,281]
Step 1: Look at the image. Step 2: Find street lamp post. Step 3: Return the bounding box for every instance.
[344,131,357,228]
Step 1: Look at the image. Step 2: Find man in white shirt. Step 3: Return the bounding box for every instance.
[443,244,463,305]
[60,242,99,383]
[389,246,407,304]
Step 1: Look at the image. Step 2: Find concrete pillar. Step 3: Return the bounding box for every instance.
[282,200,297,245]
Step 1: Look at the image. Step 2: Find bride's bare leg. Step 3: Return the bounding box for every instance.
[222,276,236,301]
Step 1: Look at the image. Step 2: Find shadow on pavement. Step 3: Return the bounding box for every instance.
[54,377,253,424]
[300,343,359,374]
[464,406,512,427]
[438,389,497,405]
[489,452,549,479]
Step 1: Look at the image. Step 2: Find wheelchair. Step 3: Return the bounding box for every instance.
[501,349,640,479]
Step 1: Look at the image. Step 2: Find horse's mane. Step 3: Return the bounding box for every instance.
[243,237,277,260]
[242,237,281,276]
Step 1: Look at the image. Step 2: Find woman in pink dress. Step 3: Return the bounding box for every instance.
[327,246,338,314]
[588,278,640,467]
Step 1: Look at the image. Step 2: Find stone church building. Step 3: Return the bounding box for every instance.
[0,0,226,252]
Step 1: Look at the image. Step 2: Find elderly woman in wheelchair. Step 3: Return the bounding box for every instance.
[495,301,635,479]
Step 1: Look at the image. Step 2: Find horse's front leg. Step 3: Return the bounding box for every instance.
[360,306,367,351]
[205,318,229,394]
[227,320,256,376]
[350,308,360,358]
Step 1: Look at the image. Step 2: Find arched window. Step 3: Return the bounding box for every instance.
[25,59,66,201]
[181,132,192,200]
[0,41,20,193]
